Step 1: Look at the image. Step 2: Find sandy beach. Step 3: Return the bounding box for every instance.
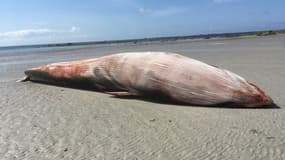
[0,35,285,159]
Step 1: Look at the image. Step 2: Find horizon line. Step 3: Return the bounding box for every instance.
[1,29,284,49]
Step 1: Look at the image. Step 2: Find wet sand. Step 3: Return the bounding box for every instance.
[0,35,285,160]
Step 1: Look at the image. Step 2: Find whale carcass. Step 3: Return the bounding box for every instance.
[21,52,273,107]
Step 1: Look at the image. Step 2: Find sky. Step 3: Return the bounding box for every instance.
[0,0,285,46]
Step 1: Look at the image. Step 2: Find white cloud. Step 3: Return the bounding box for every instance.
[0,29,51,38]
[0,26,80,38]
[70,26,80,32]
[0,26,85,46]
[138,7,188,17]
[213,0,235,3]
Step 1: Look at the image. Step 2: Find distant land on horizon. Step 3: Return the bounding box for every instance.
[1,29,284,51]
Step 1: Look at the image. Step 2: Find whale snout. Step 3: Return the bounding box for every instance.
[24,66,57,83]
[24,66,42,76]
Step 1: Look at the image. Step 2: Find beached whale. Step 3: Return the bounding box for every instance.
[20,52,273,107]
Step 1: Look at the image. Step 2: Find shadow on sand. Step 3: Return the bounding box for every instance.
[111,95,280,109]
[23,80,280,109]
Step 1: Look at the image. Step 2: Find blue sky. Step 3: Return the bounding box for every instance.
[0,0,284,46]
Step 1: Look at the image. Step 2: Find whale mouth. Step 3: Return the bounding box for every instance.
[23,67,57,84]
[17,67,42,82]
[16,76,30,82]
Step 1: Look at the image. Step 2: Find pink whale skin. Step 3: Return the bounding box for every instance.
[21,52,273,107]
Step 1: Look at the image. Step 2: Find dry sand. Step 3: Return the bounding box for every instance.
[0,35,285,160]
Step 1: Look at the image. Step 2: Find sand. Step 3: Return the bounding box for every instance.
[0,35,285,160]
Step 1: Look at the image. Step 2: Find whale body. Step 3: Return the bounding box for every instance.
[21,52,273,107]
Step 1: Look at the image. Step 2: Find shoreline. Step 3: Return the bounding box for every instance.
[1,29,284,51]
